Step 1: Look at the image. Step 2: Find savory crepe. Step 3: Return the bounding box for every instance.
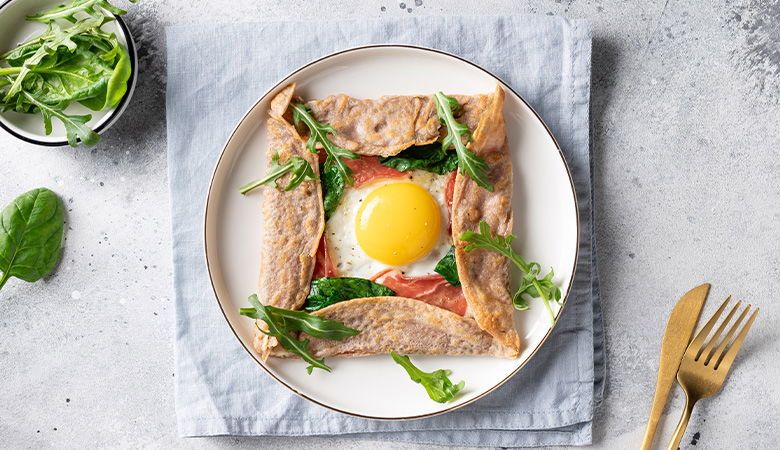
[251,83,520,360]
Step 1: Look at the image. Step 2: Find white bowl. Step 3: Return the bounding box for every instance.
[0,0,137,146]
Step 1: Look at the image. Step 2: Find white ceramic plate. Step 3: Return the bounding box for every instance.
[205,45,579,419]
[0,0,137,146]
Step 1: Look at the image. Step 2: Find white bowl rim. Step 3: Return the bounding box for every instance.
[0,0,138,146]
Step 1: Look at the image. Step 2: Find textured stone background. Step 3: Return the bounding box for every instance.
[1,0,778,449]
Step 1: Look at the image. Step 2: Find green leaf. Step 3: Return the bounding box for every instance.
[0,188,65,291]
[320,162,345,221]
[239,296,360,373]
[433,246,460,286]
[20,91,100,146]
[390,351,464,403]
[460,221,560,324]
[2,17,107,102]
[240,153,318,194]
[304,277,396,312]
[261,305,360,340]
[290,102,359,187]
[379,143,459,175]
[240,295,332,374]
[27,0,132,23]
[433,92,493,191]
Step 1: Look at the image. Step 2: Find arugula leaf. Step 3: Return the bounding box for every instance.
[0,188,65,291]
[20,91,100,146]
[240,153,318,194]
[245,305,360,341]
[320,162,345,220]
[433,246,460,286]
[433,92,493,191]
[290,103,359,186]
[304,277,396,312]
[460,221,562,324]
[379,143,459,175]
[240,295,330,374]
[2,17,107,102]
[27,0,134,23]
[390,351,465,403]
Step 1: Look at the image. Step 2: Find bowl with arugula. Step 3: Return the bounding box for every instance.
[0,0,137,147]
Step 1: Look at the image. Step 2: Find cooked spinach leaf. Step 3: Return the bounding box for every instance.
[304,277,396,312]
[390,351,465,403]
[0,188,65,291]
[239,295,360,374]
[379,143,459,175]
[320,162,345,220]
[433,246,460,286]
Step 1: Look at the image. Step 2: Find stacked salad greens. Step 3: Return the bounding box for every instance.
[0,0,135,146]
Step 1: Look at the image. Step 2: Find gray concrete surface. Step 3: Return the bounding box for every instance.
[1,0,778,448]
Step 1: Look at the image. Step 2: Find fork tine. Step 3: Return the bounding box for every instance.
[714,307,758,372]
[704,304,748,365]
[685,296,731,358]
[699,300,741,363]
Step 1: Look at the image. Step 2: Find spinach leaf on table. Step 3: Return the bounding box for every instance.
[304,277,396,312]
[379,143,459,175]
[0,188,65,291]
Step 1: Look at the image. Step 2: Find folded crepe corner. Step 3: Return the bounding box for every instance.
[254,83,521,359]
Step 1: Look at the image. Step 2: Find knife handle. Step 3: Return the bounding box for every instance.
[640,403,663,450]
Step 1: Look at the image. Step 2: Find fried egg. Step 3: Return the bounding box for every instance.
[326,170,452,279]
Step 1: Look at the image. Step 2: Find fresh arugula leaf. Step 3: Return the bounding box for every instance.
[2,17,107,102]
[320,162,345,220]
[433,92,493,191]
[240,296,360,374]
[304,277,396,312]
[242,305,360,341]
[240,153,318,194]
[390,351,464,403]
[0,188,65,291]
[379,143,459,175]
[433,246,460,286]
[20,91,100,146]
[240,295,338,374]
[27,0,135,23]
[290,103,359,186]
[460,221,562,324]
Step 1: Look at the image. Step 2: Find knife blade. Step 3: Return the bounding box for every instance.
[639,283,710,450]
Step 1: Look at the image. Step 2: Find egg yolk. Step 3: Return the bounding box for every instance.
[355,182,442,266]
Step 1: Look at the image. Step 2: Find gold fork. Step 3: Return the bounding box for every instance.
[666,297,759,450]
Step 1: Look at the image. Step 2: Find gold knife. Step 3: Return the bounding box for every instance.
[639,283,710,450]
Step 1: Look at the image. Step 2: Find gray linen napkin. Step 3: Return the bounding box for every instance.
[166,15,603,447]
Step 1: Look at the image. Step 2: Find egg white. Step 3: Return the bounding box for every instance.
[326,170,452,279]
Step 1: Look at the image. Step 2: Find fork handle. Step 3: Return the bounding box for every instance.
[666,393,697,450]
